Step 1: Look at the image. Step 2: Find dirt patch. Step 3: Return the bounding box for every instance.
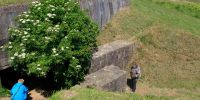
[0,97,9,100]
[29,89,46,100]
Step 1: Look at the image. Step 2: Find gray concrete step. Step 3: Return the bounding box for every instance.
[81,65,126,92]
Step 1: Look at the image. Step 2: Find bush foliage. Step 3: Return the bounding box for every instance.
[1,0,99,87]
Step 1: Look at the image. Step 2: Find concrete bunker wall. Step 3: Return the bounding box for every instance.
[0,0,129,70]
[82,40,135,92]
[90,40,134,73]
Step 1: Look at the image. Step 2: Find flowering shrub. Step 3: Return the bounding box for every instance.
[1,0,99,87]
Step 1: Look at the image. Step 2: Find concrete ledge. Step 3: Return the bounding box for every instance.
[81,65,126,92]
[90,40,134,73]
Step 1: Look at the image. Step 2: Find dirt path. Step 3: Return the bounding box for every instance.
[0,89,46,100]
[29,89,46,100]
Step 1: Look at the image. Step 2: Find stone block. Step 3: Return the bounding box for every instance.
[81,65,126,92]
[90,40,134,73]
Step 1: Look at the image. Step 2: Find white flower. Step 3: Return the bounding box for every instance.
[37,7,41,10]
[55,25,59,27]
[21,53,26,58]
[36,67,42,71]
[49,5,55,8]
[24,38,27,41]
[9,42,12,44]
[66,47,69,49]
[11,57,15,60]
[20,43,24,46]
[72,57,75,59]
[37,64,40,66]
[26,28,31,31]
[76,65,81,68]
[22,49,26,52]
[8,46,13,48]
[55,53,59,56]
[24,31,28,35]
[22,20,26,23]
[45,18,49,21]
[31,52,35,55]
[51,8,55,11]
[14,52,18,56]
[52,48,56,53]
[45,36,51,40]
[41,71,45,75]
[52,48,56,51]
[26,35,30,37]
[36,20,40,23]
[0,46,3,49]
[25,15,29,17]
[19,19,23,22]
[47,13,53,18]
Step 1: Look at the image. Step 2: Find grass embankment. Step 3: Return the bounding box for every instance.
[0,0,33,7]
[97,0,200,99]
[50,86,174,100]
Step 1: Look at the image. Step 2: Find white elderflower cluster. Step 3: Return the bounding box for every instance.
[76,65,81,68]
[32,1,41,7]
[45,18,50,21]
[47,13,56,18]
[36,67,42,71]
[52,48,59,56]
[46,25,60,33]
[11,52,26,59]
[44,36,51,43]
[21,31,30,41]
[33,20,40,25]
[52,48,57,53]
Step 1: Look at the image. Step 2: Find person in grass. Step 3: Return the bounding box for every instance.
[10,79,28,100]
[130,63,141,92]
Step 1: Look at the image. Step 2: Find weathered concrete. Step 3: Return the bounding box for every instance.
[0,51,9,70]
[0,5,29,71]
[79,0,129,28]
[0,0,129,70]
[90,40,134,73]
[81,65,126,92]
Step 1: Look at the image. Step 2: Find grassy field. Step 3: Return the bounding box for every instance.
[50,86,175,100]
[0,0,33,6]
[97,0,200,99]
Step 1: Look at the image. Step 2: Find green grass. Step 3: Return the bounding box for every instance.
[98,0,200,88]
[97,0,200,99]
[50,86,175,100]
[0,87,10,97]
[0,0,33,6]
